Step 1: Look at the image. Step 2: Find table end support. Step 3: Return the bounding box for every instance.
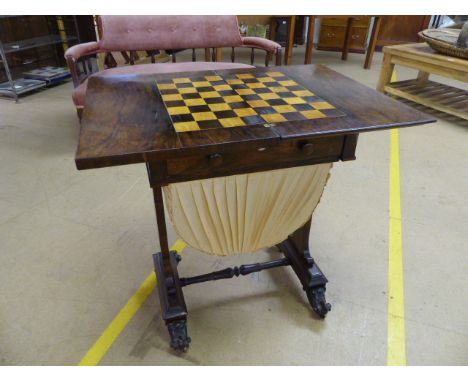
[277,219,331,318]
[152,250,191,352]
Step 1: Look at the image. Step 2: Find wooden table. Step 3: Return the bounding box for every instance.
[76,64,434,351]
[269,16,382,69]
[377,43,468,120]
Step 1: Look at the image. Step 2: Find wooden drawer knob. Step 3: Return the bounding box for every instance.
[301,143,314,155]
[208,153,223,165]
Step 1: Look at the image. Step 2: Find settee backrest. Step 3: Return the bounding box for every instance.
[98,15,244,51]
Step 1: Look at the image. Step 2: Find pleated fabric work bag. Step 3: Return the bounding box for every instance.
[163,163,332,256]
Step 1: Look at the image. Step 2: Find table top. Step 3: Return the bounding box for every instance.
[383,43,468,72]
[76,64,435,170]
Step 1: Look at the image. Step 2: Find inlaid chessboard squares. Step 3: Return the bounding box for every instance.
[156,71,345,133]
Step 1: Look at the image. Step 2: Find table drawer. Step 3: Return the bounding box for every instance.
[165,135,345,183]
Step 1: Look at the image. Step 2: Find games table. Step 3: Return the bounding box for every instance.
[76,64,434,351]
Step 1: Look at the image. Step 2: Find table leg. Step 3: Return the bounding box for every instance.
[285,16,296,65]
[277,219,331,318]
[342,17,354,61]
[376,51,395,92]
[416,70,430,85]
[364,16,382,69]
[304,16,316,64]
[152,185,191,351]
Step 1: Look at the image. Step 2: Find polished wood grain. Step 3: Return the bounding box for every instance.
[161,135,344,184]
[265,65,435,138]
[76,75,180,169]
[76,64,435,170]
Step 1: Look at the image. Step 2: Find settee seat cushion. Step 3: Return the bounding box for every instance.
[72,61,254,107]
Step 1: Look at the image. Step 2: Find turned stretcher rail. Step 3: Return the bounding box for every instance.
[179,257,291,287]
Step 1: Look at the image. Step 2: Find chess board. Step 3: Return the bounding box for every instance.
[156,71,345,133]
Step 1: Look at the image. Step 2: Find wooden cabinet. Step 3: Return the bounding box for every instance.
[317,17,371,53]
[0,16,95,73]
[375,16,432,49]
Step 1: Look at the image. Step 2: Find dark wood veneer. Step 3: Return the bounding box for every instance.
[76,64,434,170]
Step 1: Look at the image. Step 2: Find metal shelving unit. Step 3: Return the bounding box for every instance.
[0,16,80,101]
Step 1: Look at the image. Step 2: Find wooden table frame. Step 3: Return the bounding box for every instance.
[151,183,329,351]
[76,64,434,352]
[269,16,382,69]
[377,43,468,120]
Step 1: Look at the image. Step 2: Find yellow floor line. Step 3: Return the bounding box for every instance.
[79,239,186,366]
[387,70,407,366]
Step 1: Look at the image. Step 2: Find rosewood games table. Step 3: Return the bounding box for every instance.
[76,64,434,351]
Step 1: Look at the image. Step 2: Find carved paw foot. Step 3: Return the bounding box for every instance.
[306,286,331,319]
[167,320,191,352]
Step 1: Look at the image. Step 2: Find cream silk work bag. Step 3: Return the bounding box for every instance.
[163,163,332,256]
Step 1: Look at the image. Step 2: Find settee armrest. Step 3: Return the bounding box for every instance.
[241,37,281,53]
[65,42,101,87]
[65,41,100,61]
[240,37,283,66]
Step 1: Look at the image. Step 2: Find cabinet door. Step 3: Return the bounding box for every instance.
[376,15,432,48]
[317,25,346,50]
[349,26,369,50]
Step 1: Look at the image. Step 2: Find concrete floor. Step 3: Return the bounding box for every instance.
[0,47,467,365]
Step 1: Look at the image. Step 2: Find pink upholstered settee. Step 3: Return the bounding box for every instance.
[64,16,283,118]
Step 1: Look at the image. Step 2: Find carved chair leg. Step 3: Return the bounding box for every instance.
[104,52,117,68]
[265,51,272,67]
[277,218,331,318]
[275,47,284,66]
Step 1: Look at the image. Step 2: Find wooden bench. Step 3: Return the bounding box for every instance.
[377,42,468,120]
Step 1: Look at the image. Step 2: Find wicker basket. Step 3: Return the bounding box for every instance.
[418,28,468,59]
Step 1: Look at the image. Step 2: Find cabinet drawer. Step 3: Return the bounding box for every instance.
[318,25,346,48]
[165,136,345,183]
[318,25,369,50]
[321,16,371,28]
